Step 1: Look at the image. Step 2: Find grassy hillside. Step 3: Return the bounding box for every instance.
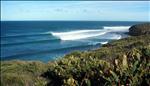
[1,61,49,86]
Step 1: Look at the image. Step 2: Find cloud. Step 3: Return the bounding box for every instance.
[55,8,64,12]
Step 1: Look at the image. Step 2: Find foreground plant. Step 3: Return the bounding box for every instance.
[43,46,150,86]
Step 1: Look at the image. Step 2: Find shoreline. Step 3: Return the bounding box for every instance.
[0,23,145,62]
[1,33,128,62]
[1,30,129,62]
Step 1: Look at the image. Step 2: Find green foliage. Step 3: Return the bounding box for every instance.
[105,48,150,85]
[44,47,149,86]
[142,46,150,57]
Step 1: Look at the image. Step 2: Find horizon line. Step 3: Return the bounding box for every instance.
[1,20,149,22]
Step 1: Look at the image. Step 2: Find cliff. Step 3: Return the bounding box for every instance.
[129,23,150,36]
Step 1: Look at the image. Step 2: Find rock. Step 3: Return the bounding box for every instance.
[129,23,150,36]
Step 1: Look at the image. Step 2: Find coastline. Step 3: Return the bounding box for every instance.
[1,23,150,86]
[1,21,141,61]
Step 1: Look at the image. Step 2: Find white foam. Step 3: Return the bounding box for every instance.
[108,34,122,40]
[88,41,101,45]
[100,41,108,44]
[50,26,129,41]
[51,30,107,40]
[103,26,130,32]
[94,33,122,40]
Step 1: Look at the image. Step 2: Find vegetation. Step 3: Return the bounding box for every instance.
[1,34,149,86]
[1,23,150,86]
[1,61,49,86]
[43,35,150,86]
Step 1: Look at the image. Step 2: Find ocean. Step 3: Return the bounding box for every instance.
[1,21,144,62]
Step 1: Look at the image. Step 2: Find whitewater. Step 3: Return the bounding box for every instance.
[50,26,130,40]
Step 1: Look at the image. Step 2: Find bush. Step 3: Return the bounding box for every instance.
[42,46,150,86]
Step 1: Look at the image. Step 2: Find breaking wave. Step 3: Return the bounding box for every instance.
[100,41,108,45]
[50,26,130,41]
[51,30,107,40]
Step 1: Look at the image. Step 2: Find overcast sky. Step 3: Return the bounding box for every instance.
[1,1,150,21]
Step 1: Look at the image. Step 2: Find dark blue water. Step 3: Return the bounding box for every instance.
[1,21,144,62]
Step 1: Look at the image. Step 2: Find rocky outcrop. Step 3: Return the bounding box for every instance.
[129,23,150,36]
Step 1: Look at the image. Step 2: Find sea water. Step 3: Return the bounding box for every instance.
[1,21,144,62]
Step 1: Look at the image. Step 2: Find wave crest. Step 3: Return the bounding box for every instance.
[50,26,130,41]
[51,30,107,40]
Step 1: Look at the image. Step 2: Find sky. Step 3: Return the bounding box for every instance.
[1,1,150,21]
